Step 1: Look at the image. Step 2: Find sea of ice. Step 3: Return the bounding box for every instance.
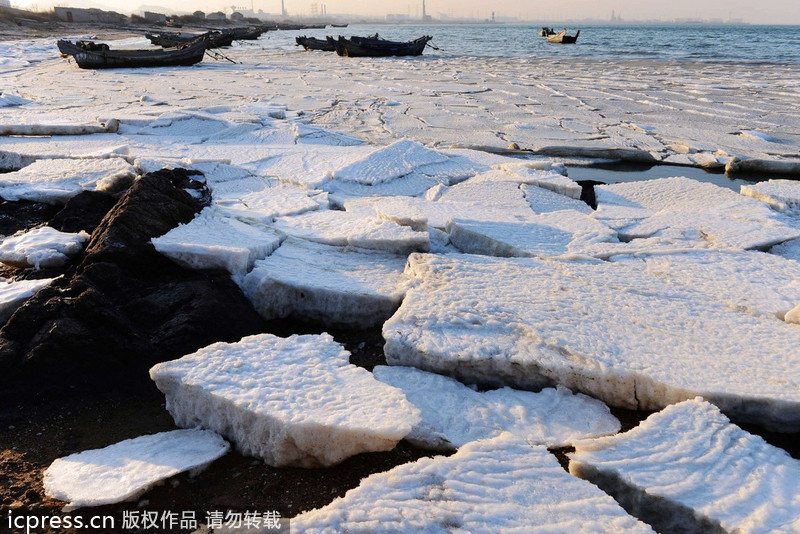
[2,33,800,530]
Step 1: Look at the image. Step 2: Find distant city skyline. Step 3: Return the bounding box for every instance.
[10,0,800,24]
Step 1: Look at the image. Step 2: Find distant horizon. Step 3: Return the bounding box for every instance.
[8,0,800,25]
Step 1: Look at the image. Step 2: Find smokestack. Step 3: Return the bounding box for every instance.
[422,0,426,19]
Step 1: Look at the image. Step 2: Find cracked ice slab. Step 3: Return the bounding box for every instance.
[0,158,136,204]
[0,227,89,269]
[594,177,800,251]
[215,183,329,224]
[43,429,230,511]
[292,433,654,533]
[150,333,420,467]
[740,179,800,216]
[383,253,800,431]
[272,210,429,254]
[0,277,56,323]
[331,139,450,185]
[447,210,618,259]
[373,366,620,450]
[569,399,800,534]
[151,208,283,276]
[771,238,800,263]
[241,238,408,328]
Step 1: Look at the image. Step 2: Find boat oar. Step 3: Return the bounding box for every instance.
[205,48,237,64]
[426,42,442,51]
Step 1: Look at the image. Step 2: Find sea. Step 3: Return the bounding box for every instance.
[277,23,800,64]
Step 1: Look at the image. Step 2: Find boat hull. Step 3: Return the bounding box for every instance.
[57,39,207,69]
[333,35,432,57]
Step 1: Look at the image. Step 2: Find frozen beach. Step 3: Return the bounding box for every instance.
[1,23,800,533]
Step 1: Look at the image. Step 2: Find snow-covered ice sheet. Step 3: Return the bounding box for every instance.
[272,210,429,254]
[331,139,450,185]
[0,277,56,323]
[447,210,618,259]
[241,238,408,328]
[569,399,800,534]
[383,253,800,431]
[292,433,654,533]
[0,227,89,269]
[741,179,800,216]
[522,183,592,214]
[593,177,800,251]
[770,238,800,263]
[150,333,419,467]
[151,208,283,275]
[43,429,229,511]
[215,184,328,225]
[0,158,136,204]
[373,366,620,450]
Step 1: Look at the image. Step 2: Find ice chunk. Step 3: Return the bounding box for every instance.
[150,333,419,467]
[151,208,283,275]
[0,227,89,269]
[374,366,620,450]
[770,238,800,263]
[216,184,328,224]
[522,184,592,214]
[292,433,654,533]
[0,277,56,323]
[569,399,800,534]
[383,253,800,431]
[594,177,800,251]
[741,179,800,216]
[495,162,581,198]
[0,158,136,204]
[447,210,618,259]
[241,238,408,328]
[273,210,429,254]
[331,139,450,185]
[43,429,229,511]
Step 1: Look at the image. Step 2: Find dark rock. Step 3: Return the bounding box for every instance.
[0,169,266,397]
[48,191,119,235]
[0,199,60,237]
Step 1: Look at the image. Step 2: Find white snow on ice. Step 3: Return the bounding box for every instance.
[0,226,89,269]
[0,277,56,323]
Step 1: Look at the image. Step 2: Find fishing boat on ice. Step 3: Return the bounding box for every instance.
[295,35,336,51]
[145,30,235,48]
[57,38,207,69]
[331,35,432,57]
[546,29,580,44]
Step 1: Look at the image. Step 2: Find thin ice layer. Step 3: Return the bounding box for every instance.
[0,158,136,204]
[383,253,800,431]
[331,139,450,185]
[741,179,800,215]
[150,333,420,467]
[594,177,800,251]
[241,238,408,328]
[43,429,230,511]
[151,208,283,275]
[569,399,800,534]
[0,277,56,323]
[215,184,328,224]
[292,433,654,533]
[373,366,619,450]
[0,227,89,269]
[272,210,429,254]
[447,210,617,258]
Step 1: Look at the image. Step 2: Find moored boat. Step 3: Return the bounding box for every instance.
[546,29,580,44]
[331,35,432,57]
[295,35,336,51]
[57,38,207,69]
[145,30,234,49]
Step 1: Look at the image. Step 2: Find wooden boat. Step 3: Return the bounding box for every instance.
[331,35,432,57]
[539,27,556,37]
[546,29,580,44]
[295,35,336,51]
[230,27,268,40]
[330,23,348,28]
[145,30,234,48]
[56,38,207,69]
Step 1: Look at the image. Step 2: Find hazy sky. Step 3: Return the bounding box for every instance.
[12,0,800,24]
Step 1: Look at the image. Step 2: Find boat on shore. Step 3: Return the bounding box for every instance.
[546,29,580,44]
[57,38,207,69]
[145,30,234,49]
[295,35,336,51]
[331,35,432,57]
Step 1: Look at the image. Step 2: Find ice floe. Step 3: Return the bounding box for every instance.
[373,366,620,450]
[215,183,329,225]
[151,208,283,276]
[150,333,420,467]
[741,179,800,216]
[241,238,408,327]
[292,433,654,533]
[0,227,89,269]
[0,158,136,204]
[331,139,450,185]
[43,429,229,511]
[272,210,429,254]
[0,277,56,323]
[569,399,800,533]
[383,253,800,431]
